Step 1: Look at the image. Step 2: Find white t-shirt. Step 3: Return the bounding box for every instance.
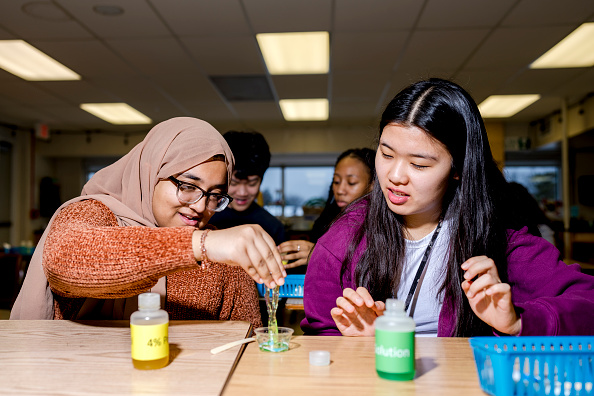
[395,220,450,336]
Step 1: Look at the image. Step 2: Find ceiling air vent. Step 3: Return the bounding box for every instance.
[209,75,274,102]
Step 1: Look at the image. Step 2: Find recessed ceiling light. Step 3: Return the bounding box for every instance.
[279,99,328,121]
[257,32,329,75]
[0,40,80,81]
[80,103,151,125]
[93,5,124,16]
[531,23,594,68]
[478,95,541,118]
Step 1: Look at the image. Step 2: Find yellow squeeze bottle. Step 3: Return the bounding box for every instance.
[130,292,169,370]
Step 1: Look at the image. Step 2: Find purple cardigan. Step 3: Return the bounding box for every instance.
[301,205,594,336]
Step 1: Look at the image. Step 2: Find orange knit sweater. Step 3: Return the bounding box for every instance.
[43,199,262,327]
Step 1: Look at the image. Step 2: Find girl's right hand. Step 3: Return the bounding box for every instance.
[331,287,385,336]
[277,240,314,268]
[193,225,287,289]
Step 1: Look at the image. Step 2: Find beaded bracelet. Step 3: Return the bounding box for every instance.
[200,229,213,270]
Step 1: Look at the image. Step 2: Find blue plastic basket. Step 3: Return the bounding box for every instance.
[469,336,594,396]
[256,274,305,298]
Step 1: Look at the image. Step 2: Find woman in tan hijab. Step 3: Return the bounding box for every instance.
[10,117,286,326]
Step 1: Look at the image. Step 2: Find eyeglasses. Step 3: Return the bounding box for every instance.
[167,176,232,212]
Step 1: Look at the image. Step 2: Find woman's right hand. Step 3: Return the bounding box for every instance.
[331,287,385,336]
[193,225,286,289]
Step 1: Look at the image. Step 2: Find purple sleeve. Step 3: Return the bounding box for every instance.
[300,242,346,335]
[300,211,361,336]
[506,228,594,335]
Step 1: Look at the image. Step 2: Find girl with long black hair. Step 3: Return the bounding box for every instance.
[301,78,594,337]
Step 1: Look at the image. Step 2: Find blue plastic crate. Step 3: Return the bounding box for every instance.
[256,274,305,298]
[469,336,594,396]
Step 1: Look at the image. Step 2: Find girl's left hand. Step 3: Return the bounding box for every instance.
[461,256,522,335]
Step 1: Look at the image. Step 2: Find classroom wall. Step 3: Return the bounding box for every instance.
[532,95,594,148]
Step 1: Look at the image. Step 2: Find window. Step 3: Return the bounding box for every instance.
[84,157,120,182]
[503,166,560,202]
[261,166,334,217]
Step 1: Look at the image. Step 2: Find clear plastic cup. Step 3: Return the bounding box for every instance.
[254,327,293,352]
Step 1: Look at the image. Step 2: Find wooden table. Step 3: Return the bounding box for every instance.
[0,320,252,395]
[224,336,485,395]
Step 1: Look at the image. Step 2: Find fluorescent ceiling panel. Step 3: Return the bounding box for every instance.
[80,103,152,125]
[531,23,594,68]
[0,40,81,81]
[257,32,329,75]
[478,95,541,118]
[279,99,328,121]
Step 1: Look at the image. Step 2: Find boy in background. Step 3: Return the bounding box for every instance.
[209,131,285,245]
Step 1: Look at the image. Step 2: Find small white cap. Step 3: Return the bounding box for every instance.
[138,292,160,309]
[309,350,330,366]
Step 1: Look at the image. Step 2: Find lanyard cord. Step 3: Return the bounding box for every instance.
[403,219,443,312]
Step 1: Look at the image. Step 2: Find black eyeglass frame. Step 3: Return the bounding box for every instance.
[167,176,233,212]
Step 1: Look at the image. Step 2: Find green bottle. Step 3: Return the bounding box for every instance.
[375,298,415,381]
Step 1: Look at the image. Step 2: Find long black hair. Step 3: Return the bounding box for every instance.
[340,78,509,337]
[310,148,376,242]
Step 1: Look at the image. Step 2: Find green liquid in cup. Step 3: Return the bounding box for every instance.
[262,286,287,352]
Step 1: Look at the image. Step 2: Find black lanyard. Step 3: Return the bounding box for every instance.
[403,219,443,312]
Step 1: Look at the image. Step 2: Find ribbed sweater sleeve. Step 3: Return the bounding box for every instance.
[43,199,199,299]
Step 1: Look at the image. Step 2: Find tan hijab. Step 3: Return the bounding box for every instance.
[10,117,234,319]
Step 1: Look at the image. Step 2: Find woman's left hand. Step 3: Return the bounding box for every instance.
[277,240,314,268]
[461,256,522,335]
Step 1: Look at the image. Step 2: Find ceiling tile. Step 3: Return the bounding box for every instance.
[85,75,188,115]
[37,104,114,127]
[149,74,222,102]
[106,38,200,75]
[34,80,119,104]
[56,0,169,38]
[547,69,594,103]
[272,75,328,99]
[126,101,189,124]
[499,69,585,95]
[151,0,251,36]
[184,101,238,123]
[330,101,379,122]
[29,40,136,78]
[419,0,516,29]
[0,25,16,40]
[503,0,594,26]
[453,69,519,103]
[332,31,408,72]
[335,0,423,31]
[182,36,266,74]
[0,104,49,125]
[465,26,578,70]
[244,0,332,33]
[0,81,69,106]
[0,1,92,39]
[332,71,390,103]
[398,29,490,72]
[232,102,284,121]
[503,97,564,122]
[0,68,25,82]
